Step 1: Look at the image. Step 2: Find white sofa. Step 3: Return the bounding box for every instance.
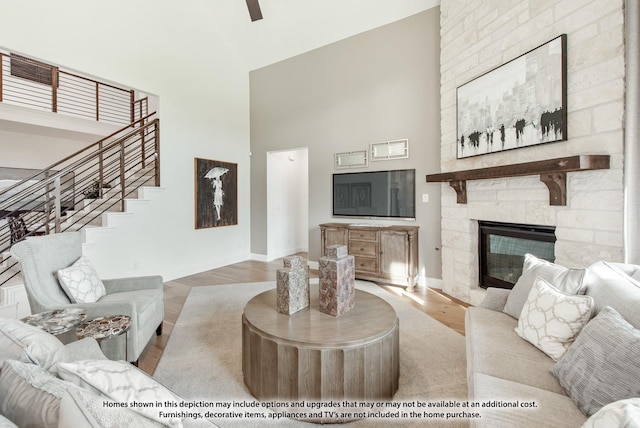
[465,255,640,427]
[0,318,217,428]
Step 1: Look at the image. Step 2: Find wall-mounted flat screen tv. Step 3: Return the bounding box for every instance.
[333,169,416,220]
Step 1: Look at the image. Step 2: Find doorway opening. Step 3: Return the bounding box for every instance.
[266,148,309,261]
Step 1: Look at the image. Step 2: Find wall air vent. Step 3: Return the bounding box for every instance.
[10,53,53,86]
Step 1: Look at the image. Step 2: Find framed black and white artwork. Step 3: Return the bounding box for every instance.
[457,34,567,158]
[195,158,237,229]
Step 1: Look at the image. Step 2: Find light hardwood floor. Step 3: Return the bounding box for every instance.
[137,254,469,375]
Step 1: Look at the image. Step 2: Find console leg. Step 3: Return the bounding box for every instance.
[156,322,163,336]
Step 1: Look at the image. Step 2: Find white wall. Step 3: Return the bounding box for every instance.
[0,100,122,167]
[439,0,626,303]
[250,9,443,282]
[0,0,251,281]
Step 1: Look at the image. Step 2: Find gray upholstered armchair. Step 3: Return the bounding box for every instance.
[11,231,163,363]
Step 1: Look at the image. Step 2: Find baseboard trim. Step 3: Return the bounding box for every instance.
[250,253,268,262]
[423,276,444,289]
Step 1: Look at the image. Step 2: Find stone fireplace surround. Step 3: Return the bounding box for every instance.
[439,169,623,306]
[437,0,631,306]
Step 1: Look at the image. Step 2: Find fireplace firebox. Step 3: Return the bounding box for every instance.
[479,221,556,289]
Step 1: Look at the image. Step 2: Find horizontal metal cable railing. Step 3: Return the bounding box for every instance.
[0,113,160,287]
[0,51,146,125]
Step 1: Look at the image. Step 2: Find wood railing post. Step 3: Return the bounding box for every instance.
[51,66,59,113]
[120,140,126,212]
[139,109,146,169]
[99,141,104,199]
[154,119,160,187]
[130,90,135,123]
[96,82,100,121]
[44,171,52,234]
[0,52,3,102]
[53,176,61,233]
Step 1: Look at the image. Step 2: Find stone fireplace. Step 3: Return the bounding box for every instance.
[436,169,623,306]
[437,0,626,305]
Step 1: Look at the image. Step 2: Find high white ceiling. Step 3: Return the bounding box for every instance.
[211,0,440,70]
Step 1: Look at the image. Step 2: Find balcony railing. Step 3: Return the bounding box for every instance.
[0,51,146,125]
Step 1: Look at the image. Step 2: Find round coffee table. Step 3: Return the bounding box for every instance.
[242,285,399,422]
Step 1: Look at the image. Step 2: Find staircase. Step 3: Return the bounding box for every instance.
[0,114,161,314]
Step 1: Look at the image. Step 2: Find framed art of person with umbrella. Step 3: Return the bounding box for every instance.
[194,158,238,228]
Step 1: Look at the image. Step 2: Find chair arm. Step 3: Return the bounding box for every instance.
[477,287,511,311]
[62,337,108,362]
[102,275,163,294]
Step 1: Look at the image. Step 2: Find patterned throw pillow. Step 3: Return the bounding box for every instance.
[515,277,594,361]
[58,387,165,428]
[552,306,640,416]
[57,360,183,427]
[57,256,106,303]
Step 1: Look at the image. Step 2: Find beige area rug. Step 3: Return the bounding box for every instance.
[154,280,468,427]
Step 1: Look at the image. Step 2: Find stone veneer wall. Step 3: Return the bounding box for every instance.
[439,0,626,304]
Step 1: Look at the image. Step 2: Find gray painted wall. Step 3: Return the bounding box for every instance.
[250,9,443,281]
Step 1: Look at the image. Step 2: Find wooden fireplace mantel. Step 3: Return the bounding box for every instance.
[425,155,610,206]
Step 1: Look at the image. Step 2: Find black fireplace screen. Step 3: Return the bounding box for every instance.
[479,221,556,289]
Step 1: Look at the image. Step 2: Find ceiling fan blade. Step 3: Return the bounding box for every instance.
[246,0,263,22]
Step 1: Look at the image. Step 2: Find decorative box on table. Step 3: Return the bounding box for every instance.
[318,245,355,316]
[276,255,310,315]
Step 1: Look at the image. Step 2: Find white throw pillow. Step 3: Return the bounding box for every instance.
[57,360,183,427]
[503,253,586,319]
[58,387,165,428]
[0,318,65,371]
[57,256,106,303]
[582,398,640,428]
[515,277,594,361]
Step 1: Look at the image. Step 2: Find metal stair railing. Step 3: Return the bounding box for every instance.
[0,113,160,287]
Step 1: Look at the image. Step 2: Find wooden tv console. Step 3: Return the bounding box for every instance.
[319,223,419,291]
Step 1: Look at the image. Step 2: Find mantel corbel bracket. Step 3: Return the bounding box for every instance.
[425,155,610,206]
[539,172,567,206]
[449,180,467,204]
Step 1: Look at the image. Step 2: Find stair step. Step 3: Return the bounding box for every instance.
[82,199,123,212]
[63,210,104,227]
[0,272,23,288]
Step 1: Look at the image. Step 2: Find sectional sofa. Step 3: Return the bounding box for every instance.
[465,254,640,427]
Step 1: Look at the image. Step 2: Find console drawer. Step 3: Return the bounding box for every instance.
[349,230,377,241]
[349,240,377,256]
[354,256,378,273]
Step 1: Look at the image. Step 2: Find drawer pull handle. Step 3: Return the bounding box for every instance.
[360,248,364,251]
[360,263,365,267]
